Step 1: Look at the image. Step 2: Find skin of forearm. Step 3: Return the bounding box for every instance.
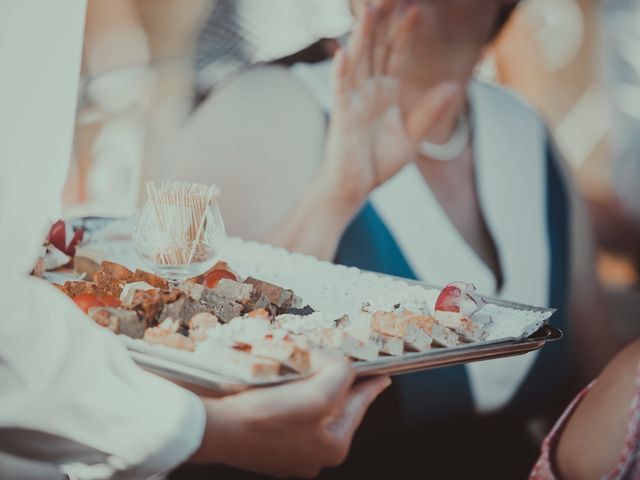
[268,176,366,261]
[84,0,142,49]
[189,397,241,465]
[556,340,640,480]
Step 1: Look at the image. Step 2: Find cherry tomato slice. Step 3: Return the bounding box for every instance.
[434,282,480,316]
[48,220,67,253]
[98,295,121,308]
[66,228,84,256]
[204,269,237,289]
[434,285,463,313]
[73,294,105,314]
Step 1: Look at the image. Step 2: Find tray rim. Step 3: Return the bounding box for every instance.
[131,324,563,394]
[59,217,564,392]
[354,324,562,377]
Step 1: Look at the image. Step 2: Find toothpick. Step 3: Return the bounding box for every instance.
[144,181,220,266]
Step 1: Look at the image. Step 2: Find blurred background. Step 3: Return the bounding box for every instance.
[65,0,640,338]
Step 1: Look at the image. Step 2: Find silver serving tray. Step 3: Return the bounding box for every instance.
[354,323,562,377]
[132,323,563,397]
[61,216,564,395]
[126,271,563,396]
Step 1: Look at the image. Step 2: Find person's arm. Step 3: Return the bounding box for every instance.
[268,2,458,260]
[268,176,365,261]
[1,279,389,479]
[555,340,639,480]
[83,0,148,76]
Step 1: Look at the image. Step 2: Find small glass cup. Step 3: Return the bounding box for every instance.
[133,199,226,287]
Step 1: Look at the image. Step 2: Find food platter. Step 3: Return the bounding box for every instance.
[354,323,562,377]
[130,323,562,396]
[41,216,564,396]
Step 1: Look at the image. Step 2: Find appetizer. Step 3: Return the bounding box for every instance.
[47,255,491,381]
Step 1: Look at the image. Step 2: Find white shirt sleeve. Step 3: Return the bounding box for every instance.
[0,278,206,480]
[0,2,206,478]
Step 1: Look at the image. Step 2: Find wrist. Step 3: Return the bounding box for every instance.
[301,179,364,245]
[190,398,241,465]
[267,168,368,261]
[308,170,368,220]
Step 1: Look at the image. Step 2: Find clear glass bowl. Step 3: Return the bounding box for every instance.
[133,199,226,286]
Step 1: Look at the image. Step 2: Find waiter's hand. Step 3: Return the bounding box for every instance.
[190,353,390,478]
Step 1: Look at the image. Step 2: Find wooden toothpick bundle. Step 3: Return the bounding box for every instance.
[145,181,220,266]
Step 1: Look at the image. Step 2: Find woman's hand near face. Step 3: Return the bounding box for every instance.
[191,354,391,478]
[268,0,458,260]
[322,0,459,207]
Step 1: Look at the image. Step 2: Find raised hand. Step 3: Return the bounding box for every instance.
[321,0,459,204]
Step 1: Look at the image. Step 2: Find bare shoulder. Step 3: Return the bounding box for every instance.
[557,340,640,480]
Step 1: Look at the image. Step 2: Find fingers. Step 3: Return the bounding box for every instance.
[280,352,356,421]
[348,4,377,89]
[405,81,461,146]
[327,376,392,442]
[372,0,396,76]
[307,351,356,407]
[347,1,420,80]
[331,48,351,113]
[384,3,421,75]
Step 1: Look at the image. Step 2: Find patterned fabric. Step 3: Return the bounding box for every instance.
[530,361,640,479]
[194,0,350,89]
